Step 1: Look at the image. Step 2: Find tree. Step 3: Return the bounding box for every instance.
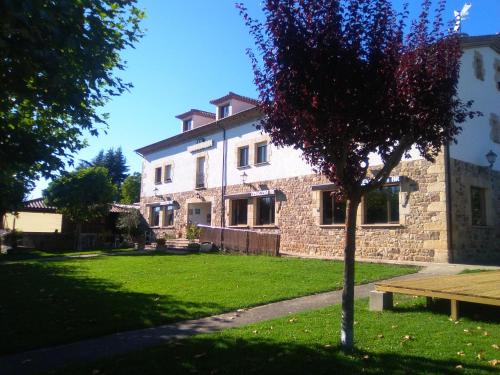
[121,172,141,204]
[44,167,116,249]
[79,147,130,187]
[116,208,147,242]
[0,1,144,215]
[239,0,478,350]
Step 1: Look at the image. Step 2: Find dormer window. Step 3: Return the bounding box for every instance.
[219,104,230,119]
[183,119,193,132]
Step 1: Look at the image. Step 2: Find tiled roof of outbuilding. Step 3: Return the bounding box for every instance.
[23,198,56,211]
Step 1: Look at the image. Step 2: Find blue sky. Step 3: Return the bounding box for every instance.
[30,0,499,198]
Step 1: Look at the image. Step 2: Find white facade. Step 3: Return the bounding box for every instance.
[451,47,500,171]
[138,39,500,199]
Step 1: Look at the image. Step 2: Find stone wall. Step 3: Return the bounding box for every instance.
[449,158,500,264]
[140,155,452,263]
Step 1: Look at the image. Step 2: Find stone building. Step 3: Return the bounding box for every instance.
[136,35,500,264]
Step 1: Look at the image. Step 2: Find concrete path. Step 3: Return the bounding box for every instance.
[0,264,498,375]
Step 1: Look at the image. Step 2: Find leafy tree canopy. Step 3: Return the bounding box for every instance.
[0,0,144,214]
[239,0,479,350]
[121,172,141,204]
[43,167,116,224]
[79,147,130,186]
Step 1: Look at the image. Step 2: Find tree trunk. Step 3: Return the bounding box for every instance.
[341,196,360,351]
[75,222,82,251]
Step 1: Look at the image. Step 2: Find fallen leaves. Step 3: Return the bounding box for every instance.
[488,359,499,367]
[492,344,499,350]
[288,317,298,323]
[457,351,465,357]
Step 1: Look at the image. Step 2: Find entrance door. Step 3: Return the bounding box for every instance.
[187,202,212,226]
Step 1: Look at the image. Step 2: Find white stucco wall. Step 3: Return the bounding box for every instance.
[451,47,500,171]
[141,120,316,197]
[141,46,500,196]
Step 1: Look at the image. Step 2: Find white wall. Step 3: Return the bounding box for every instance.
[451,47,500,170]
[142,46,500,196]
[141,120,315,197]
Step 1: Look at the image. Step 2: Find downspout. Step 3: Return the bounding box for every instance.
[217,121,227,250]
[444,143,454,263]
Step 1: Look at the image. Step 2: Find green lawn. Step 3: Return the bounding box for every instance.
[60,296,500,375]
[0,253,416,354]
[0,248,135,262]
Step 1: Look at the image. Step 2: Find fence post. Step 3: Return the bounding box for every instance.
[245,230,250,255]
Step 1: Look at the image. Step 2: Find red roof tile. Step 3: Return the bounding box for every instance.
[175,109,216,120]
[209,92,259,106]
[23,198,56,211]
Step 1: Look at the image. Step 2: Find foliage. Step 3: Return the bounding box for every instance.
[156,238,166,247]
[0,172,28,217]
[0,255,416,354]
[80,148,130,187]
[121,172,141,204]
[187,242,201,252]
[239,0,479,349]
[0,0,144,215]
[186,224,201,241]
[116,209,147,241]
[43,167,116,225]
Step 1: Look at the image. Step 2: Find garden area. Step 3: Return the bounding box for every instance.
[56,296,500,375]
[0,252,417,355]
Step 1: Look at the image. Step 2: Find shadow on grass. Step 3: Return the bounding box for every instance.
[391,299,500,323]
[0,261,223,355]
[77,335,498,375]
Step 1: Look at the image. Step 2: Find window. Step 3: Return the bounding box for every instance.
[364,185,400,224]
[322,191,346,225]
[256,143,268,164]
[150,206,161,227]
[196,156,205,188]
[238,146,249,168]
[219,104,230,119]
[256,196,275,225]
[164,164,172,182]
[183,119,193,132]
[163,206,174,227]
[154,167,162,184]
[471,187,486,226]
[231,199,248,226]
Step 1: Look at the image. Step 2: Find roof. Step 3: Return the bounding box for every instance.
[175,109,216,120]
[23,198,56,212]
[461,34,500,54]
[209,92,260,106]
[136,106,262,156]
[109,203,140,213]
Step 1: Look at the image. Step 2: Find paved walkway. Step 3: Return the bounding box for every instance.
[1,263,498,375]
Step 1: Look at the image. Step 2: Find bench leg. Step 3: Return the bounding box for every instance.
[450,299,460,321]
[369,290,393,311]
[426,297,434,309]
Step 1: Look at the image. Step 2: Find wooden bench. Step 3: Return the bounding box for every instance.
[371,271,500,320]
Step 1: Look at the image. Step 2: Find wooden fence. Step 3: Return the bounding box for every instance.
[198,225,280,256]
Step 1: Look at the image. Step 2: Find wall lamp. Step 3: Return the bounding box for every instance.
[486,150,497,169]
[240,171,248,185]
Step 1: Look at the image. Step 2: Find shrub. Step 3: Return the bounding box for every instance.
[186,224,201,242]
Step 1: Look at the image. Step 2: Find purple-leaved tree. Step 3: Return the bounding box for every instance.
[238,0,479,350]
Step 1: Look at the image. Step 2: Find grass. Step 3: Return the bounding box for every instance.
[0,248,135,262]
[0,253,417,354]
[58,296,500,375]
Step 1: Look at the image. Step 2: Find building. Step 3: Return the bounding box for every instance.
[136,35,500,264]
[2,198,63,233]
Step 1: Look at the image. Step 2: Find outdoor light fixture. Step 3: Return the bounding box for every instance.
[241,171,248,185]
[486,150,497,169]
[153,187,163,200]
